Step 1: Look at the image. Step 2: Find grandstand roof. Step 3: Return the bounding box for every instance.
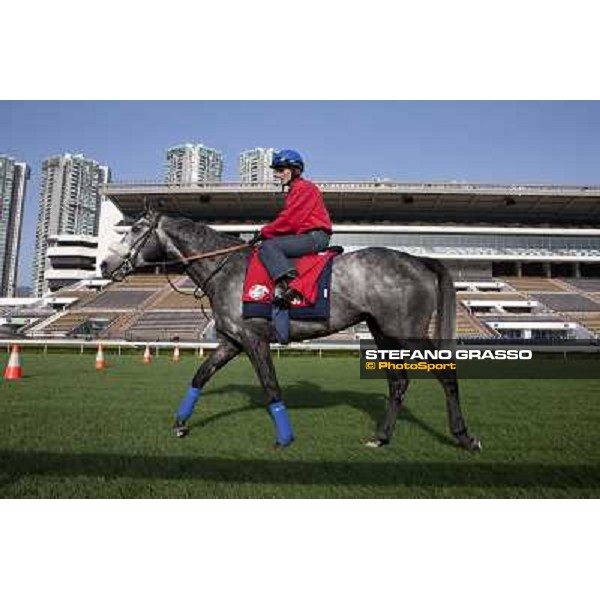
[102,180,600,226]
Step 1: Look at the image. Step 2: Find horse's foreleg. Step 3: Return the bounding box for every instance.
[243,336,294,448]
[172,339,241,437]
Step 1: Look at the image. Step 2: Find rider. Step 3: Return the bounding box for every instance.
[253,149,333,307]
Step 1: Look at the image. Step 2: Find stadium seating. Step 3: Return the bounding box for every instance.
[173,276,196,289]
[113,273,167,289]
[80,289,157,310]
[503,277,568,292]
[530,293,600,312]
[562,312,600,335]
[425,306,493,338]
[453,275,497,282]
[482,314,564,323]
[562,278,600,292]
[152,290,211,310]
[41,312,116,336]
[455,307,494,338]
[54,289,98,301]
[458,292,525,301]
[125,310,210,341]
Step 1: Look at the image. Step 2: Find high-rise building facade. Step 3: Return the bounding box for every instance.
[239,148,275,183]
[165,143,223,184]
[0,155,30,297]
[32,153,110,297]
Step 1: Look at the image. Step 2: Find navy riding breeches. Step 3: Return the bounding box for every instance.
[258,230,331,281]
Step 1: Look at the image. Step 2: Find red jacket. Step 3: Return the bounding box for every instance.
[260,178,333,239]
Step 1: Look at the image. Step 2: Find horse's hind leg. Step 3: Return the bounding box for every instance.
[365,318,409,448]
[172,338,241,437]
[403,338,481,452]
[433,366,481,451]
[241,335,294,448]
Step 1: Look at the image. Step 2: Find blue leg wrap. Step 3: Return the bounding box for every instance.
[268,400,294,446]
[175,387,201,422]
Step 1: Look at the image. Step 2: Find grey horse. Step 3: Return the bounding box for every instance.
[101,206,481,451]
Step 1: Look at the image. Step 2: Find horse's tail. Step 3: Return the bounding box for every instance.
[419,257,456,351]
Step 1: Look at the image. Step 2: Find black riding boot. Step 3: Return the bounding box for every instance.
[273,276,301,308]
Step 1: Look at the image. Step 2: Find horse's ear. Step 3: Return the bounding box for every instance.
[143,198,161,216]
[144,198,165,216]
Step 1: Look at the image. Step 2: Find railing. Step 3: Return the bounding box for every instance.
[2,337,599,355]
[0,339,360,357]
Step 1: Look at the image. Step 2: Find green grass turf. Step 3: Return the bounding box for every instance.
[1,351,599,498]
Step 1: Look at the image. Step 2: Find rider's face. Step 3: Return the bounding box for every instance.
[274,167,293,185]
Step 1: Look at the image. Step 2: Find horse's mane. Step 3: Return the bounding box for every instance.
[161,213,245,248]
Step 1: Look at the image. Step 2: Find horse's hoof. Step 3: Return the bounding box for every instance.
[457,434,481,452]
[365,439,388,448]
[471,437,482,452]
[172,422,189,438]
[274,436,294,449]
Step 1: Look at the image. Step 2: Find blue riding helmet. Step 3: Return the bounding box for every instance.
[270,149,304,173]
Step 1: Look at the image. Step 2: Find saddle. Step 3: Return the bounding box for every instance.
[242,247,343,321]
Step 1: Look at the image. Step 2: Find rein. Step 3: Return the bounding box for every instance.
[162,245,245,321]
[142,242,251,269]
[151,241,252,321]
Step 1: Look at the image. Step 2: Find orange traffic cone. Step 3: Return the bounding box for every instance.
[95,344,107,370]
[173,345,180,362]
[143,345,152,364]
[4,345,22,381]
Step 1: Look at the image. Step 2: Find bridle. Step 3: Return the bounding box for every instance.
[111,212,163,282]
[110,212,252,302]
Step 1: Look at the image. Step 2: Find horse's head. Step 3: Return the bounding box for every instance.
[100,201,165,280]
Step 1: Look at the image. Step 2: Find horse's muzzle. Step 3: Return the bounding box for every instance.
[108,242,130,258]
[100,254,132,281]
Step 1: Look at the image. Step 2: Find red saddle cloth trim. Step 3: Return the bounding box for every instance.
[242,249,337,307]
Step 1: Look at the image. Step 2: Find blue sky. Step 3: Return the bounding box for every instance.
[2,100,600,287]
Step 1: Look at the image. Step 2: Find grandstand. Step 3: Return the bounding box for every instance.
[15,180,600,343]
[22,272,214,342]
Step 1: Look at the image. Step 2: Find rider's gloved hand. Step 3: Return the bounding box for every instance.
[249,230,263,245]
